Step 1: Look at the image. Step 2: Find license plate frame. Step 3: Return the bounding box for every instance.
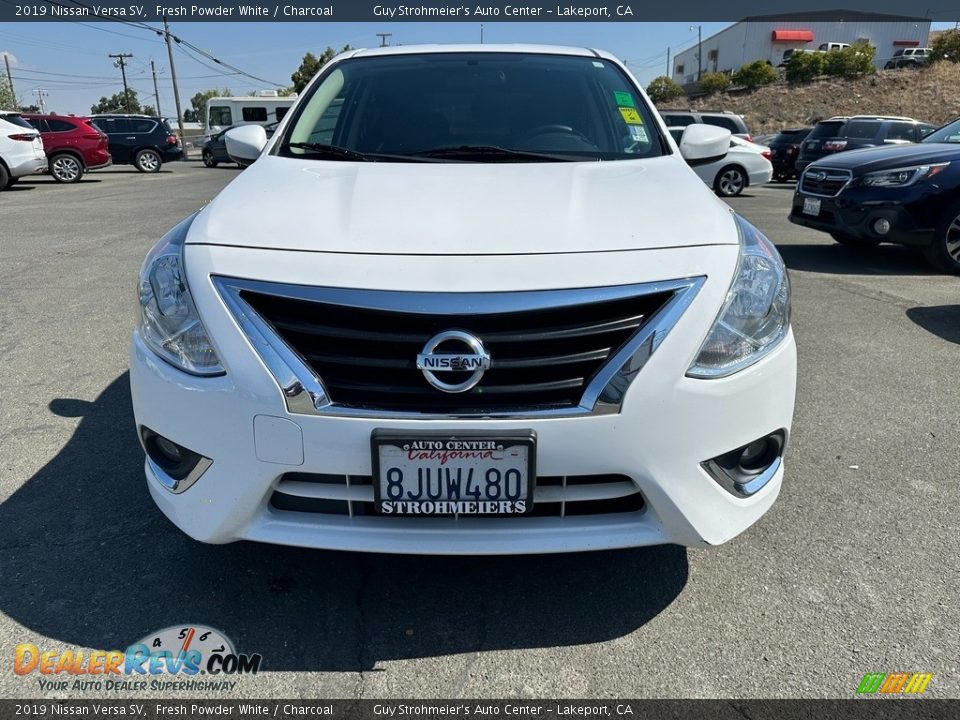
[803,197,821,216]
[371,430,536,516]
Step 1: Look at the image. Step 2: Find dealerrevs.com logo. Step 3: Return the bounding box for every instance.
[14,625,262,692]
[856,673,934,695]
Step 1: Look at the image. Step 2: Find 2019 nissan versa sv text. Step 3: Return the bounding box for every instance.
[130,46,797,554]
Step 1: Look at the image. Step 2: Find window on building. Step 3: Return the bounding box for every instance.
[676,64,684,75]
[275,107,289,120]
[209,106,233,126]
[242,107,268,122]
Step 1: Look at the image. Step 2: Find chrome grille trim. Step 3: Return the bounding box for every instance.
[213,276,705,419]
[799,167,853,197]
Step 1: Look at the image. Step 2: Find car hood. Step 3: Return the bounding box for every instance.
[809,143,960,174]
[188,155,738,255]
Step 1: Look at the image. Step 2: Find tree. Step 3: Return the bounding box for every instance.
[183,108,198,123]
[732,60,778,89]
[21,104,40,113]
[645,75,684,104]
[0,73,16,110]
[785,50,826,83]
[91,89,142,114]
[698,71,731,95]
[931,29,960,63]
[190,88,232,128]
[142,105,157,117]
[290,45,353,94]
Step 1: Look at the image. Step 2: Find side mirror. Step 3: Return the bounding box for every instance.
[679,124,731,166]
[225,125,268,164]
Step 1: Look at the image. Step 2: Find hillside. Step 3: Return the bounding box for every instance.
[661,63,960,133]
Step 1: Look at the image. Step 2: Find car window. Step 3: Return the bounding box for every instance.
[885,122,917,142]
[2,114,35,130]
[807,121,845,139]
[282,52,667,161]
[129,118,157,133]
[95,117,131,134]
[209,106,233,126]
[841,120,882,139]
[668,128,684,143]
[46,118,76,132]
[892,49,905,57]
[662,113,696,127]
[242,107,268,122]
[24,117,48,132]
[922,118,960,143]
[702,116,741,133]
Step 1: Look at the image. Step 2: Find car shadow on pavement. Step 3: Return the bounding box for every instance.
[775,242,935,276]
[0,373,688,672]
[906,305,960,345]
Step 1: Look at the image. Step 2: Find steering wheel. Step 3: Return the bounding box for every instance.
[516,124,594,146]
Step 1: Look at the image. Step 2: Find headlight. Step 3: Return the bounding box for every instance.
[137,214,224,375]
[687,215,790,378]
[858,162,949,188]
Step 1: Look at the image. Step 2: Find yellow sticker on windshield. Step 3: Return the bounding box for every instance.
[619,107,643,125]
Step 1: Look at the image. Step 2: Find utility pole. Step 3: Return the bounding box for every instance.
[3,53,15,107]
[689,25,703,81]
[480,24,484,44]
[109,53,134,112]
[376,33,392,47]
[666,47,671,78]
[33,88,48,113]
[150,60,162,118]
[162,16,185,141]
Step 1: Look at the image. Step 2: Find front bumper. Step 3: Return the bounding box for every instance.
[130,244,797,554]
[788,187,936,246]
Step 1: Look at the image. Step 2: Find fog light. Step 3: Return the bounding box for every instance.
[140,427,211,494]
[702,431,786,497]
[873,218,891,236]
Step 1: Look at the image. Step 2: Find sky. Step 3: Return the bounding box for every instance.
[1,20,955,116]
[0,21,733,114]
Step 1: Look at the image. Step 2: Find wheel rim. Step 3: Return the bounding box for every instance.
[53,156,80,181]
[946,212,960,262]
[203,152,213,166]
[140,152,160,171]
[720,169,744,195]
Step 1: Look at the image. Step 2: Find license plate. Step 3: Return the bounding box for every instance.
[803,197,821,216]
[371,431,535,516]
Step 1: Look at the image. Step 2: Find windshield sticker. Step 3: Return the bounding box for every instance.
[619,107,643,125]
[592,61,605,68]
[614,91,636,108]
[629,125,649,143]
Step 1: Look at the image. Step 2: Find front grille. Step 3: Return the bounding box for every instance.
[270,472,645,518]
[240,288,673,414]
[799,168,852,197]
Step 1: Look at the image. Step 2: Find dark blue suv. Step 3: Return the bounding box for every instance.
[90,115,183,172]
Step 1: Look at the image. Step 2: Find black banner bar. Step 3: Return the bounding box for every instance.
[2,1,959,22]
[1,700,960,720]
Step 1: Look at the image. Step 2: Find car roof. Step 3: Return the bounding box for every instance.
[846,115,918,122]
[342,43,619,62]
[21,112,89,119]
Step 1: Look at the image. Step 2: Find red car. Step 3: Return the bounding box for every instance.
[22,113,111,183]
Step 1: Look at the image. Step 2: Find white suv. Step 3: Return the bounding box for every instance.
[130,45,796,554]
[0,112,46,189]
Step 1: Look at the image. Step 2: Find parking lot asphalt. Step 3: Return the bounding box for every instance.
[1,162,957,700]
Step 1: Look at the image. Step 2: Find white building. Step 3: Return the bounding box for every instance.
[672,12,931,84]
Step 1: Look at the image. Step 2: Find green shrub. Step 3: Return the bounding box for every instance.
[931,29,960,63]
[698,72,731,95]
[824,43,876,78]
[732,60,778,88]
[786,50,826,83]
[645,75,684,104]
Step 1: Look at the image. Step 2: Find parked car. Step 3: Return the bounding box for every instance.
[89,114,183,172]
[789,117,960,272]
[660,110,751,139]
[131,45,796,554]
[766,127,813,182]
[0,111,47,189]
[884,47,932,69]
[669,127,773,196]
[22,113,111,183]
[795,116,935,173]
[203,121,280,168]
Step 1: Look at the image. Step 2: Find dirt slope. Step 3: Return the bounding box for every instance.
[661,63,960,133]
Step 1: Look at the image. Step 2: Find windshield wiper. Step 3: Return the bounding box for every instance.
[282,142,434,162]
[408,145,581,162]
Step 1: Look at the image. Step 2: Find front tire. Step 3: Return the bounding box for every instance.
[50,153,84,183]
[715,166,747,197]
[0,163,9,190]
[202,150,218,168]
[831,232,880,248]
[135,149,162,173]
[922,203,960,274]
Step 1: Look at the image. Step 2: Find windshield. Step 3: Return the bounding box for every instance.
[2,114,35,130]
[922,118,960,144]
[278,52,666,162]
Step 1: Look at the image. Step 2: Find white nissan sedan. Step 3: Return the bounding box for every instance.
[130,45,796,554]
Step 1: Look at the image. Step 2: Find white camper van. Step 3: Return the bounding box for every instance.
[204,93,297,136]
